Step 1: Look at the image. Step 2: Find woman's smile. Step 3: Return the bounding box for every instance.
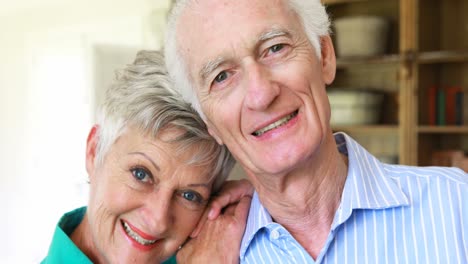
[121,220,159,249]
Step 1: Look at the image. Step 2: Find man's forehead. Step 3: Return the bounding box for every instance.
[177,0,294,75]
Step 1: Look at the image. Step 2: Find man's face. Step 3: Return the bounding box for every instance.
[177,0,336,176]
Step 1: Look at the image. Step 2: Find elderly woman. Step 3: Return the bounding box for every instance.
[41,50,243,263]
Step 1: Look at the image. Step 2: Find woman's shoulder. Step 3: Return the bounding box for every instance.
[41,206,91,264]
[163,255,177,264]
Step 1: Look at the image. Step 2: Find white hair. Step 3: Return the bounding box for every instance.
[95,50,235,192]
[164,0,330,117]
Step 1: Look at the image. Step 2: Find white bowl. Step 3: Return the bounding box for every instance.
[334,16,390,57]
[328,89,384,125]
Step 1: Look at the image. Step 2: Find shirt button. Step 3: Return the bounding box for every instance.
[271,230,280,240]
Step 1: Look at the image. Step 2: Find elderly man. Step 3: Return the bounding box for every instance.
[164,0,468,263]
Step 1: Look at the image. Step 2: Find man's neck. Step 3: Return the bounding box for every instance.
[248,138,349,259]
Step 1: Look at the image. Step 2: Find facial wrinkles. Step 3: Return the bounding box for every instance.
[91,202,117,263]
[182,1,257,83]
[94,149,152,258]
[207,32,295,134]
[301,43,331,130]
[183,0,315,167]
[90,133,203,262]
[170,152,212,204]
[140,137,211,201]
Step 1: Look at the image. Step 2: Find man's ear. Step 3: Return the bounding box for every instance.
[86,125,99,176]
[208,126,224,145]
[320,35,337,85]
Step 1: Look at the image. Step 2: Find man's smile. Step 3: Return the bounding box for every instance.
[252,110,299,137]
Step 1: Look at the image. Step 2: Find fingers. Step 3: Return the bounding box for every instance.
[192,180,252,237]
[223,203,237,216]
[208,179,254,220]
[208,193,232,220]
[175,237,195,263]
[234,195,252,224]
[194,195,251,238]
[223,195,252,218]
[190,207,210,238]
[190,219,204,238]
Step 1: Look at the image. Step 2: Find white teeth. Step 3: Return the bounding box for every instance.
[253,111,298,136]
[122,221,157,246]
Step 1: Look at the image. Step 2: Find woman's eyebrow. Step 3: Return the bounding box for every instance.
[128,152,160,171]
[187,183,210,189]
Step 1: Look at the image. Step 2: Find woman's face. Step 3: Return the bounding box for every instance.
[85,126,214,263]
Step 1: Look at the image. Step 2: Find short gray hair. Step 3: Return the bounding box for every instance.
[164,0,330,117]
[95,50,234,192]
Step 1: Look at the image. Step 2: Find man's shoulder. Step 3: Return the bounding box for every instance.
[382,164,468,189]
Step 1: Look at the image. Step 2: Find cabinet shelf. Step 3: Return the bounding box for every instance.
[418,50,468,64]
[322,0,378,5]
[336,54,400,68]
[418,126,468,134]
[332,125,399,134]
[327,0,468,167]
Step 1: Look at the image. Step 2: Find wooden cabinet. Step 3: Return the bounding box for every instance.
[323,0,468,167]
[415,0,468,167]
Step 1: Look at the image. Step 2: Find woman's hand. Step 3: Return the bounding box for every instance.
[191,179,253,238]
[209,179,254,220]
[176,195,252,264]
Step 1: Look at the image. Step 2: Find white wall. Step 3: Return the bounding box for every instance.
[0,0,170,262]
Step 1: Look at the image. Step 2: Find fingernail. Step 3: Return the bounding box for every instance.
[208,209,215,219]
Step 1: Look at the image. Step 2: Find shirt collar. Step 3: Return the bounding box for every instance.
[239,132,409,259]
[332,132,409,227]
[240,191,272,259]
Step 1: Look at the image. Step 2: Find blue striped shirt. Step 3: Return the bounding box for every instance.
[240,133,468,264]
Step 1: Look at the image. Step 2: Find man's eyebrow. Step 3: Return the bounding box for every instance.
[199,56,227,85]
[258,28,291,42]
[198,29,291,85]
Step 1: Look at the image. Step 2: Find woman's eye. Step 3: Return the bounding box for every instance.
[214,71,228,83]
[181,191,203,204]
[130,167,152,183]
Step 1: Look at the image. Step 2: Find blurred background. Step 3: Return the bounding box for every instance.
[2,0,467,262]
[1,0,175,262]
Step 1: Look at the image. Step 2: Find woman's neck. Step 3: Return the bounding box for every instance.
[71,213,101,263]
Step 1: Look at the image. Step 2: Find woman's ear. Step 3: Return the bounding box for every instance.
[320,35,337,85]
[86,125,99,176]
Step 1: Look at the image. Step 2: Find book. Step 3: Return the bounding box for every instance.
[436,88,446,126]
[431,150,464,167]
[464,89,468,125]
[427,86,437,125]
[455,90,464,126]
[445,87,462,125]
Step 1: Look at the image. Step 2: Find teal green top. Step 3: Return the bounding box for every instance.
[42,206,176,264]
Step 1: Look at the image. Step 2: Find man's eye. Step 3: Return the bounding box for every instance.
[130,167,152,183]
[269,44,284,53]
[214,71,228,83]
[181,191,203,203]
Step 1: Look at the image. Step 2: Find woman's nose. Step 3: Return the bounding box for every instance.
[143,189,172,236]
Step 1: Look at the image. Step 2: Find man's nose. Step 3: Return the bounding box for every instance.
[244,62,280,111]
